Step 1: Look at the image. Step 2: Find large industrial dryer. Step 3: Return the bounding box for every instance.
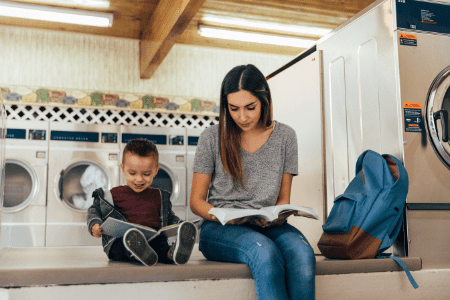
[318,0,450,268]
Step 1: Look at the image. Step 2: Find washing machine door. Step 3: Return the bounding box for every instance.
[426,65,450,169]
[151,163,180,204]
[57,160,109,212]
[3,158,38,213]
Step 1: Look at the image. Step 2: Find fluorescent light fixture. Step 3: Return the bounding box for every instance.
[36,0,110,9]
[0,0,113,27]
[198,25,316,48]
[202,15,332,37]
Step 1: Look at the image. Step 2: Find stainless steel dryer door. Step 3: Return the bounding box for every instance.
[57,160,110,212]
[3,158,38,213]
[151,162,182,206]
[426,66,450,168]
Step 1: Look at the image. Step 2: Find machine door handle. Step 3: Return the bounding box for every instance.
[59,170,64,200]
[433,110,449,143]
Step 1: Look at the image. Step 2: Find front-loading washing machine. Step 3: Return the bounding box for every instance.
[318,0,450,268]
[46,122,120,247]
[0,103,6,245]
[186,128,205,221]
[120,125,187,220]
[1,119,49,247]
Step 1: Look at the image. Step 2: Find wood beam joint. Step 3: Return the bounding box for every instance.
[140,0,206,79]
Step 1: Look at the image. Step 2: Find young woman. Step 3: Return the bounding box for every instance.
[190,64,316,300]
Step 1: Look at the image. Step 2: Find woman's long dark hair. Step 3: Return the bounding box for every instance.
[219,64,273,189]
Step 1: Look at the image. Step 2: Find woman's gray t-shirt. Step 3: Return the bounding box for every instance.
[193,121,298,209]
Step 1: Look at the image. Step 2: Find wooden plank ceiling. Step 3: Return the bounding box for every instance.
[0,0,376,78]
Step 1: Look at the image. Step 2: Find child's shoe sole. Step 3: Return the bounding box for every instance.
[172,222,197,265]
[123,228,158,266]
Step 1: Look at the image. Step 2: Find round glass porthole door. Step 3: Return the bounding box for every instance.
[151,163,180,202]
[3,159,38,213]
[426,65,450,169]
[58,161,109,212]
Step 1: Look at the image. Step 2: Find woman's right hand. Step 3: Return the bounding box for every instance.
[91,223,103,238]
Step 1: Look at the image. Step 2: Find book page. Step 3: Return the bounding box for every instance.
[261,204,318,220]
[159,223,182,238]
[100,217,157,240]
[159,219,201,237]
[209,205,319,226]
[208,207,274,225]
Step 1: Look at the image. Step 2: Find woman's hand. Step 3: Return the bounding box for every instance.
[208,214,219,222]
[91,223,103,238]
[248,216,270,227]
[267,211,297,227]
[226,216,251,225]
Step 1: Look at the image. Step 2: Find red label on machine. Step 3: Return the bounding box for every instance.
[403,102,422,109]
[404,102,423,132]
[399,33,417,47]
[399,33,417,40]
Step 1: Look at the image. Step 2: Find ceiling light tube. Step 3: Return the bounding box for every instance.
[198,25,316,48]
[202,15,332,37]
[39,0,110,9]
[0,0,113,27]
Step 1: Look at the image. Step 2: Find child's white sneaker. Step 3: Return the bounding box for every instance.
[169,221,197,265]
[123,228,158,266]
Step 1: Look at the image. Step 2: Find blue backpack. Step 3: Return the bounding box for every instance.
[317,150,418,288]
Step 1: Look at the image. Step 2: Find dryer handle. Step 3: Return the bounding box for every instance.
[59,170,64,200]
[434,110,449,143]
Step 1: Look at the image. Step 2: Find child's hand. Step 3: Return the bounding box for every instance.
[91,223,103,238]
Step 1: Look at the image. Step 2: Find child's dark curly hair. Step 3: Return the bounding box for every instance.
[122,138,159,164]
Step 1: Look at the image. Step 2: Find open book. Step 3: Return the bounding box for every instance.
[209,204,319,226]
[100,217,201,241]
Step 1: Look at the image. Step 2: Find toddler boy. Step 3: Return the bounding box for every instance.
[87,138,197,266]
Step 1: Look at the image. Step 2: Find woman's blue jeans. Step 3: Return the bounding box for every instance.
[199,221,316,300]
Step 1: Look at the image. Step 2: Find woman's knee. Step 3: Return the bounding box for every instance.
[247,239,285,271]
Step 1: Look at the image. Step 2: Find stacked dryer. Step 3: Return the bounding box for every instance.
[120,125,188,220]
[1,120,49,247]
[46,122,120,247]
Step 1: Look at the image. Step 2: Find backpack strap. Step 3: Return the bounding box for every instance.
[377,254,419,289]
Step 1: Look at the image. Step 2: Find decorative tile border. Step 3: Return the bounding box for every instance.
[1,86,220,117]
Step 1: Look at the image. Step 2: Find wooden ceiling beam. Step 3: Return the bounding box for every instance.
[139,0,206,79]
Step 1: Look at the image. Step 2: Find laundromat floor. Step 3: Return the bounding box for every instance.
[0,245,421,288]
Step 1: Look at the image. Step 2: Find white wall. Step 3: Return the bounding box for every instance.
[0,25,294,101]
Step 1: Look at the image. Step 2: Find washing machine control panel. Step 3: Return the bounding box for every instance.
[122,133,168,145]
[169,135,184,145]
[188,136,199,146]
[29,130,47,140]
[101,132,118,143]
[50,130,99,142]
[6,128,26,139]
[397,0,450,35]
